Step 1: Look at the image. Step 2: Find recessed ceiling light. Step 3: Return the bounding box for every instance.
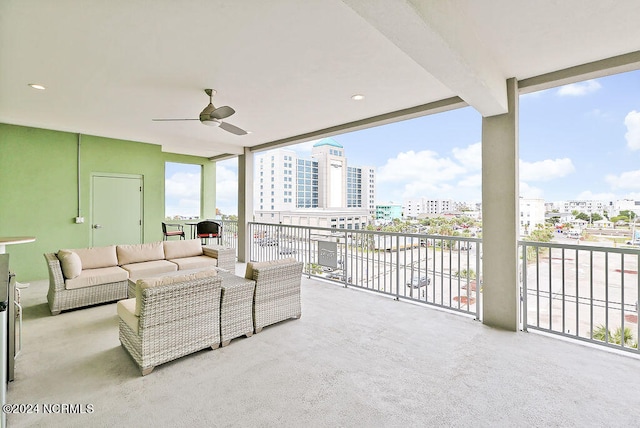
[29,83,46,90]
[351,94,365,101]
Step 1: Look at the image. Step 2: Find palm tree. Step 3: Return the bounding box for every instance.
[592,324,637,348]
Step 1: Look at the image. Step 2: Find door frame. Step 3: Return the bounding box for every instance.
[90,172,144,246]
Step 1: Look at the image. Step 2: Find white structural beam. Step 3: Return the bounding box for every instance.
[237,147,254,263]
[481,78,519,331]
[342,0,507,117]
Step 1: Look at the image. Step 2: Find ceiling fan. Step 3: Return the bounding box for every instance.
[152,89,248,135]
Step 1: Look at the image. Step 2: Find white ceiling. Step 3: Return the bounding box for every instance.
[1,0,639,158]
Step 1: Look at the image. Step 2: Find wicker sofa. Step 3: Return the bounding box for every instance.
[244,258,304,333]
[44,239,235,315]
[117,269,222,375]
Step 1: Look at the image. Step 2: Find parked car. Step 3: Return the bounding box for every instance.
[327,273,351,282]
[258,238,278,246]
[278,247,296,255]
[407,276,430,288]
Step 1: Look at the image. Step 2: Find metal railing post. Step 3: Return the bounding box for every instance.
[522,243,528,332]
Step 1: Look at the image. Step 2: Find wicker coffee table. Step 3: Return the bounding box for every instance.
[218,272,256,347]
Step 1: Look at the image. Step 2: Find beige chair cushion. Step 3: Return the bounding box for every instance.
[163,239,203,260]
[117,298,139,334]
[68,245,118,269]
[57,250,82,279]
[64,266,129,290]
[168,255,218,271]
[134,268,218,316]
[245,257,297,280]
[117,242,165,266]
[121,260,177,281]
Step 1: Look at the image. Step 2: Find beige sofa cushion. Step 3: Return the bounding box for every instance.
[117,298,139,334]
[117,242,165,266]
[245,257,297,280]
[169,255,218,271]
[121,260,177,281]
[134,268,218,316]
[65,266,129,290]
[57,250,82,279]
[163,239,203,260]
[68,245,118,269]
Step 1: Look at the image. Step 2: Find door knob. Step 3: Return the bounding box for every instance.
[93,224,103,229]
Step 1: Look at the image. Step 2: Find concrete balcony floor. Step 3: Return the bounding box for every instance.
[8,265,640,427]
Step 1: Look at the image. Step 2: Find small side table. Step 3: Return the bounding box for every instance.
[219,272,256,347]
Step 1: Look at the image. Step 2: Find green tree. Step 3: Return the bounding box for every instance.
[575,212,590,222]
[620,210,637,220]
[454,268,476,280]
[590,213,603,222]
[527,224,553,243]
[546,216,561,225]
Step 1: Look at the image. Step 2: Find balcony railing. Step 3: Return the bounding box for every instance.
[248,222,482,319]
[220,221,639,354]
[217,219,238,251]
[519,241,640,354]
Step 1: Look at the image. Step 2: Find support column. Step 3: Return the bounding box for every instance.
[481,77,519,331]
[237,147,254,263]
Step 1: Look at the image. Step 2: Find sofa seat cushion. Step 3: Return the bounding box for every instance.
[117,298,139,334]
[169,255,218,271]
[134,268,218,316]
[122,260,177,281]
[163,239,203,260]
[117,242,165,266]
[67,245,118,269]
[65,266,129,290]
[245,257,297,280]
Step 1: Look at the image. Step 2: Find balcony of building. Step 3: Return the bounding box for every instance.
[7,260,640,427]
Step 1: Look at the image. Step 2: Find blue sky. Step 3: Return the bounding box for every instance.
[197,70,640,216]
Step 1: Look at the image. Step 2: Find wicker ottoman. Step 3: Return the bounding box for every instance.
[219,272,256,347]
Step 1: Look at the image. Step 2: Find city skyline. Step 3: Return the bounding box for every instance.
[186,70,640,216]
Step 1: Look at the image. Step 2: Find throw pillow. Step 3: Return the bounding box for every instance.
[58,250,82,279]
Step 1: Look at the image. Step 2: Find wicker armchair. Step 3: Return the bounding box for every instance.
[245,259,304,333]
[118,272,222,375]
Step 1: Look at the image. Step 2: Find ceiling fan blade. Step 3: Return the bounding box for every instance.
[210,106,235,120]
[152,118,199,121]
[219,121,248,135]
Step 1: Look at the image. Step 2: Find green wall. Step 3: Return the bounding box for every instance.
[0,123,216,281]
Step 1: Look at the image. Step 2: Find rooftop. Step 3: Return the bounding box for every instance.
[313,138,344,148]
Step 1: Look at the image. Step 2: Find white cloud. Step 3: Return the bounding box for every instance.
[452,142,482,171]
[291,139,321,155]
[216,160,239,215]
[519,158,575,182]
[165,171,201,217]
[556,80,601,96]
[605,169,640,190]
[624,110,640,150]
[519,182,545,199]
[575,190,616,200]
[458,174,481,188]
[622,192,640,200]
[377,147,480,200]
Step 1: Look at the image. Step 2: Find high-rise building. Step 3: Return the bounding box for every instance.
[254,138,376,226]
